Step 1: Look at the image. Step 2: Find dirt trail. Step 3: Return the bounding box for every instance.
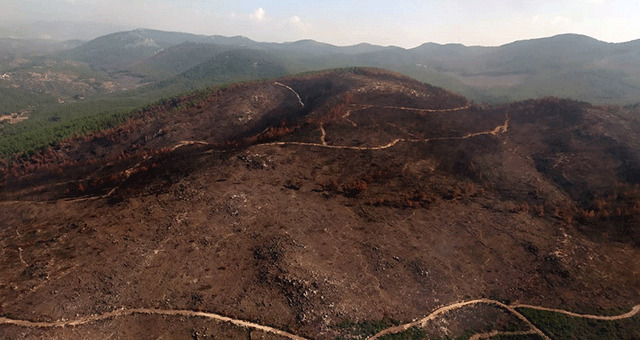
[367,104,472,113]
[263,138,403,150]
[1,300,639,340]
[263,113,509,151]
[275,82,304,108]
[0,308,308,340]
[367,299,550,340]
[511,303,640,321]
[368,299,640,340]
[320,123,328,146]
[171,140,211,151]
[342,107,361,127]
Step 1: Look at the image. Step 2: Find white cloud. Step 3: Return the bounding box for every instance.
[589,0,604,4]
[287,15,312,31]
[250,7,267,22]
[289,15,301,25]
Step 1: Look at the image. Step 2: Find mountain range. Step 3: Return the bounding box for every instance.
[53,28,640,104]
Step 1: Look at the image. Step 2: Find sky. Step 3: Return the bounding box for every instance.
[1,0,639,47]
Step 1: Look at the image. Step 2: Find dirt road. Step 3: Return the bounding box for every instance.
[2,299,639,340]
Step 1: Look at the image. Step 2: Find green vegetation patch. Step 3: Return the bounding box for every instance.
[0,87,57,115]
[0,82,223,157]
[517,307,640,340]
[379,327,428,340]
[333,318,401,339]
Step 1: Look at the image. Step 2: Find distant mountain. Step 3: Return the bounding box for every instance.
[128,42,233,80]
[61,28,390,71]
[173,48,289,86]
[60,29,208,70]
[399,34,640,104]
[201,35,260,47]
[263,39,387,56]
[44,29,640,104]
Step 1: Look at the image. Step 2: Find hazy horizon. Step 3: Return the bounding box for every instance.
[2,0,639,48]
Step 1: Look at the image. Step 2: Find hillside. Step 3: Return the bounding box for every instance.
[1,69,639,339]
[3,30,639,146]
[60,29,208,70]
[127,42,233,80]
[173,49,289,85]
[56,30,640,105]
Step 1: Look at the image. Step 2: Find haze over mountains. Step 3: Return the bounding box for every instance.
[0,21,133,41]
[2,26,640,106]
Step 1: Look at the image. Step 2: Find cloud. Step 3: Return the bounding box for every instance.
[227,8,310,33]
[288,15,302,25]
[287,15,312,31]
[589,0,604,4]
[250,7,267,22]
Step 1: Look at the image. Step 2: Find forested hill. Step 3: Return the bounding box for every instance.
[61,30,640,104]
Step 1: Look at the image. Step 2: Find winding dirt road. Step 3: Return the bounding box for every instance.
[262,112,509,151]
[0,308,307,340]
[368,299,640,340]
[2,300,639,340]
[512,303,640,321]
[275,82,305,108]
[356,104,472,113]
[367,299,550,340]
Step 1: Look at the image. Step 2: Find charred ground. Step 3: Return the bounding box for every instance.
[1,68,639,339]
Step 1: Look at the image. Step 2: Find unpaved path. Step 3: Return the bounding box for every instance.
[320,123,328,146]
[1,300,639,340]
[369,299,640,340]
[263,138,403,150]
[512,303,640,321]
[0,308,308,340]
[263,114,509,150]
[358,104,472,113]
[171,140,211,151]
[367,299,550,340]
[275,82,304,108]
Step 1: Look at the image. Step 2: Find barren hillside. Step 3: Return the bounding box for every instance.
[1,69,639,339]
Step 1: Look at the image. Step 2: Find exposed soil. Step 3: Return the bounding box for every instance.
[1,68,639,339]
